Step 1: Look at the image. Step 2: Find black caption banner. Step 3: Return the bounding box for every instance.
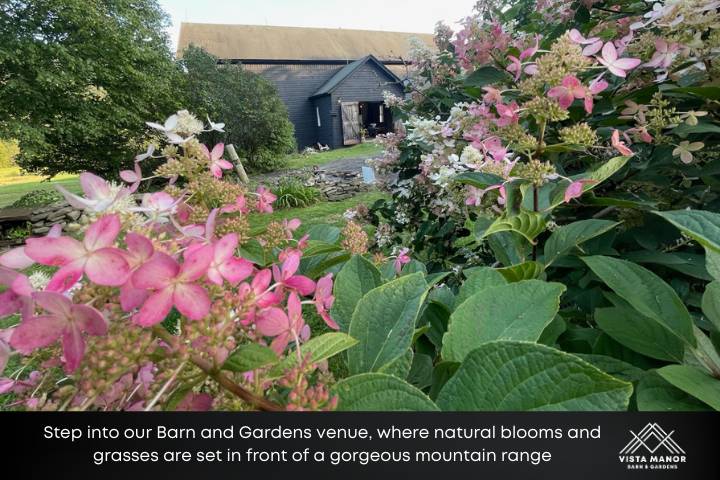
[4,412,718,479]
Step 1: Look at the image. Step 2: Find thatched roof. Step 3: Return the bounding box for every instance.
[177,23,435,62]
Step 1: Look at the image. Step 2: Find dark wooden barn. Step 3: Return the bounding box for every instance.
[177,24,434,149]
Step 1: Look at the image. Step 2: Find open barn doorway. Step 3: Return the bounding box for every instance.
[358,101,393,138]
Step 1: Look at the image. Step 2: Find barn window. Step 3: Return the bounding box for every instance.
[316,107,321,127]
[379,105,384,123]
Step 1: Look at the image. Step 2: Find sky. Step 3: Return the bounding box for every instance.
[159,0,478,49]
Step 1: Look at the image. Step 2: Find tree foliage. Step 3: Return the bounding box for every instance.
[180,46,296,172]
[0,0,184,177]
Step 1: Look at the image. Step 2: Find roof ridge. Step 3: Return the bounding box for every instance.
[176,24,436,61]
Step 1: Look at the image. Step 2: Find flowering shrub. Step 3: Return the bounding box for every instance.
[371,0,719,270]
[0,111,353,411]
[3,2,720,412]
[328,0,720,411]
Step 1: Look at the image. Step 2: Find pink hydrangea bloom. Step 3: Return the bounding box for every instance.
[206,233,254,286]
[237,269,281,325]
[314,273,338,330]
[465,184,503,207]
[520,35,540,61]
[133,191,181,224]
[596,42,641,78]
[255,186,277,213]
[0,267,35,320]
[256,292,308,354]
[564,179,597,203]
[548,75,587,110]
[483,137,508,162]
[627,125,653,143]
[0,224,62,270]
[644,39,680,69]
[119,162,142,192]
[465,186,485,207]
[131,246,213,326]
[482,87,503,105]
[495,101,520,127]
[394,248,411,274]
[272,250,315,296]
[0,329,11,373]
[182,208,219,244]
[25,215,130,292]
[611,129,634,156]
[0,369,41,395]
[281,218,302,240]
[506,55,523,81]
[506,35,540,80]
[176,392,213,411]
[201,143,233,178]
[118,233,155,311]
[57,172,130,213]
[221,194,249,214]
[10,291,108,373]
[568,29,603,56]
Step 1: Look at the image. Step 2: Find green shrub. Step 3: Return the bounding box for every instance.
[180,46,295,173]
[272,178,321,209]
[249,147,290,173]
[11,188,63,208]
[4,223,30,240]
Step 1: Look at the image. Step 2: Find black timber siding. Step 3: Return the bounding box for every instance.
[328,62,403,148]
[245,61,403,149]
[244,63,341,149]
[313,95,334,147]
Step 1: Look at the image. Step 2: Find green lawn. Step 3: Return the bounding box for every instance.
[0,143,383,208]
[250,191,387,235]
[0,167,80,208]
[284,142,383,169]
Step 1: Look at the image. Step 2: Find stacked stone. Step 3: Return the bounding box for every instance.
[304,170,372,201]
[28,201,85,235]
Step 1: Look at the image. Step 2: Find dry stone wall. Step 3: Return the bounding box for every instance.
[28,201,86,235]
[306,169,372,201]
[1,168,373,246]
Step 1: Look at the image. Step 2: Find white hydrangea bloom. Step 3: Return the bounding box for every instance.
[174,110,204,137]
[460,145,484,166]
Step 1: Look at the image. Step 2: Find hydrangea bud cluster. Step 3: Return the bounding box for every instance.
[559,123,598,147]
[278,354,337,411]
[75,322,157,408]
[341,221,369,255]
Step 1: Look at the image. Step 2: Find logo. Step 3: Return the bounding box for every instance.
[618,423,686,471]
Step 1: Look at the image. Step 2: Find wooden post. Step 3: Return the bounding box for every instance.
[226,144,249,184]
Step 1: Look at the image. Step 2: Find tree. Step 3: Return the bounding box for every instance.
[180,45,296,172]
[0,0,185,178]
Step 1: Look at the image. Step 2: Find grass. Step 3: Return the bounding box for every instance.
[0,167,80,208]
[284,142,383,169]
[0,142,383,207]
[250,191,388,236]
